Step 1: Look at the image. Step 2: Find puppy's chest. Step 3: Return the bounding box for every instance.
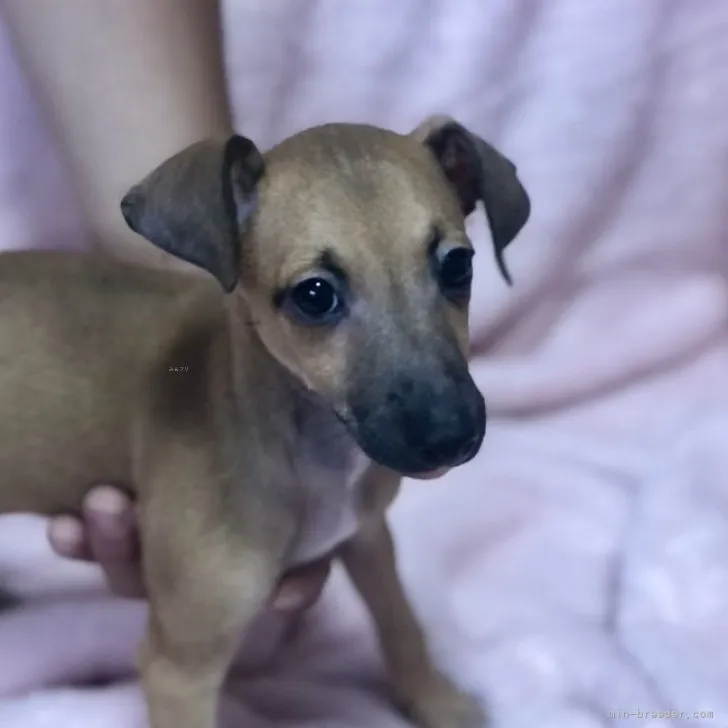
[284,405,370,567]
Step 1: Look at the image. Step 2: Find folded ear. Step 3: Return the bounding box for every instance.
[413,115,530,285]
[120,134,265,292]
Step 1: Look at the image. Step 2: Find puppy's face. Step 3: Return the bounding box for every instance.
[121,119,530,475]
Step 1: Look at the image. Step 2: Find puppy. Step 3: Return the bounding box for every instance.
[0,116,530,728]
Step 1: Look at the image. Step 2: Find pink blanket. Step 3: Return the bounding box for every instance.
[1,1,727,725]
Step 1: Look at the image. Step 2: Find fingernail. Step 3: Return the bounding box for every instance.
[49,516,83,556]
[272,586,304,612]
[85,487,131,536]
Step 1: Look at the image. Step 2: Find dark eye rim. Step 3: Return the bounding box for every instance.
[283,275,347,326]
[437,245,475,297]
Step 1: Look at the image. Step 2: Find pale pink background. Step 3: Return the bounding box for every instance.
[0,1,727,726]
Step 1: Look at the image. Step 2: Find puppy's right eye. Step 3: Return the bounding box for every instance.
[287,277,345,325]
[436,246,474,301]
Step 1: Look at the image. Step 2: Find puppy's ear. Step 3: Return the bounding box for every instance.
[413,115,530,285]
[120,134,264,293]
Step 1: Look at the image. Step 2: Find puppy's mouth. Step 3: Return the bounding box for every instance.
[336,411,483,477]
[407,466,452,480]
[402,438,480,479]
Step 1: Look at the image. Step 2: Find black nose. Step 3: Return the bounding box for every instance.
[119,186,144,234]
[404,386,486,470]
[347,370,486,476]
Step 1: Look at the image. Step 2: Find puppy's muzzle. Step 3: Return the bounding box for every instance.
[403,380,485,473]
[349,372,486,475]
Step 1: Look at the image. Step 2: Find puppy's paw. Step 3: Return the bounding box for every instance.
[396,672,488,728]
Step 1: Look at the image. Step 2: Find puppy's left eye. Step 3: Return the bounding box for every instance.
[286,277,345,325]
[437,247,474,294]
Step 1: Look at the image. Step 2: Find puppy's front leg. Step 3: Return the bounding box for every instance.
[137,445,284,728]
[341,471,486,728]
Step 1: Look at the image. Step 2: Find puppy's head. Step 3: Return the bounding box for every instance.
[121,117,530,476]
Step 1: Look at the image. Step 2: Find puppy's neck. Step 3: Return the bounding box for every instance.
[218,291,368,567]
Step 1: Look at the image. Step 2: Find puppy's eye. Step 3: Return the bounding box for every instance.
[288,277,344,324]
[438,247,474,294]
